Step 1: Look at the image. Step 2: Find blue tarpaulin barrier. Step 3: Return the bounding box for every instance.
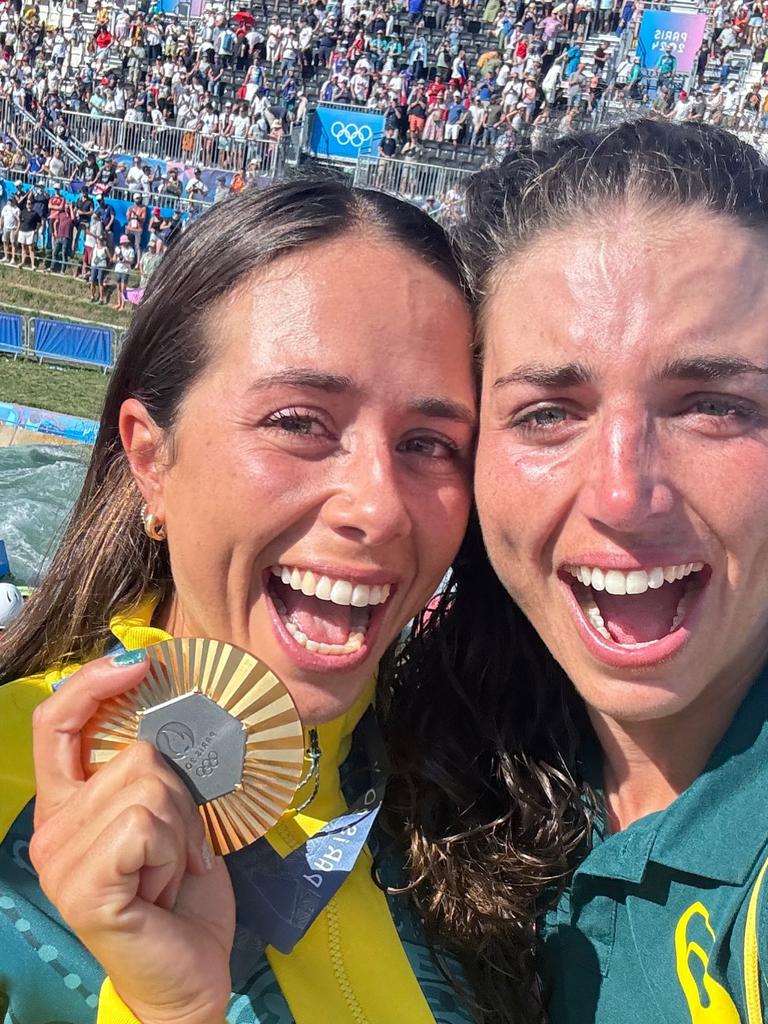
[0,312,23,354]
[309,106,384,160]
[0,399,99,443]
[34,317,113,369]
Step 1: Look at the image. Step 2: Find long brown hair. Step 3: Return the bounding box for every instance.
[0,178,465,685]
[380,121,768,1024]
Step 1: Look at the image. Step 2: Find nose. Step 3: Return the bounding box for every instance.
[579,409,675,533]
[323,439,412,548]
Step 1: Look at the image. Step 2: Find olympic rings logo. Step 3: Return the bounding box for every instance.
[330,120,374,147]
[195,751,220,777]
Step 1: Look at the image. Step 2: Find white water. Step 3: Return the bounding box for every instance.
[0,445,89,584]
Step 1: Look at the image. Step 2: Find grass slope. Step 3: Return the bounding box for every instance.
[0,355,107,419]
[0,263,133,329]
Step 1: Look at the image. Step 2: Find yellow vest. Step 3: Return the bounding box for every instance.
[0,595,438,1024]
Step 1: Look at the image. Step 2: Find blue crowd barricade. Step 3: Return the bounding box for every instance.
[0,312,23,356]
[33,317,113,370]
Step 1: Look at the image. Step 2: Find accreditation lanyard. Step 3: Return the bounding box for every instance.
[227,707,388,979]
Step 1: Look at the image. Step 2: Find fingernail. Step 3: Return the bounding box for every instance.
[111,648,146,667]
[201,839,214,871]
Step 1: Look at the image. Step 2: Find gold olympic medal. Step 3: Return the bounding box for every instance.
[82,638,305,856]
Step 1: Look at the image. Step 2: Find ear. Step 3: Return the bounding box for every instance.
[119,397,167,517]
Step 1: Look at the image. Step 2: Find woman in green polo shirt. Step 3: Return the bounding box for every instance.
[383,120,768,1023]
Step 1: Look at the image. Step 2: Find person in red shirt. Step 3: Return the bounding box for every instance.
[48,202,75,275]
[46,184,66,255]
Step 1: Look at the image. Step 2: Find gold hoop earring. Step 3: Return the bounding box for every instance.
[140,503,167,542]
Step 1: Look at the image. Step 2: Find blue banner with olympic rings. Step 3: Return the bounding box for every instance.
[309,105,385,161]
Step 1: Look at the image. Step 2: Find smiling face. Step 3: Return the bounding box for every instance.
[123,233,475,724]
[476,205,768,726]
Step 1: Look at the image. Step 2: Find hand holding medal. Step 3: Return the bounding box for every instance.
[82,638,305,856]
[30,641,305,1024]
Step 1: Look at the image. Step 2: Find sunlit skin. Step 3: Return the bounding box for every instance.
[121,233,476,725]
[476,206,768,823]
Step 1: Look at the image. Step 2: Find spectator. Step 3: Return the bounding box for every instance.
[89,235,109,304]
[48,199,74,275]
[73,190,94,258]
[1,194,20,266]
[125,193,147,255]
[213,175,229,203]
[138,236,164,288]
[112,234,134,311]
[445,90,467,144]
[17,194,41,271]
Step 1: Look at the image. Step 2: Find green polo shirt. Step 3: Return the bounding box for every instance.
[540,667,768,1023]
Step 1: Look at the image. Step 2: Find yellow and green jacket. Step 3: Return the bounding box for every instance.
[0,596,471,1024]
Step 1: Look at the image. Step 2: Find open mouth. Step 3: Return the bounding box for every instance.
[561,561,710,663]
[264,564,395,668]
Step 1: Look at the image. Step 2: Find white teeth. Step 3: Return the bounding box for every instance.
[625,570,648,595]
[330,579,353,606]
[350,584,371,608]
[280,609,366,655]
[577,593,612,640]
[270,565,393,608]
[570,558,705,646]
[567,561,705,593]
[647,567,665,590]
[604,570,627,596]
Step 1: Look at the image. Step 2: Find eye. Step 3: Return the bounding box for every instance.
[690,396,754,418]
[262,407,330,438]
[681,394,762,436]
[518,406,569,428]
[398,434,461,460]
[511,404,573,433]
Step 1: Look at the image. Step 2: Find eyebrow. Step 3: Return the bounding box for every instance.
[249,370,475,425]
[656,356,768,381]
[492,356,768,391]
[409,395,476,426]
[248,369,357,394]
[492,362,594,389]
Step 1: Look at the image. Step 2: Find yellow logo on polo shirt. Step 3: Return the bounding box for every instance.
[675,901,741,1022]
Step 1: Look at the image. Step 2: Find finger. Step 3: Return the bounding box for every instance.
[52,804,185,933]
[34,744,209,893]
[33,651,149,822]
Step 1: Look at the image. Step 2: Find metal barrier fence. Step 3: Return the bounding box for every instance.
[0,303,122,372]
[2,166,212,216]
[59,110,286,176]
[353,154,475,207]
[0,97,85,171]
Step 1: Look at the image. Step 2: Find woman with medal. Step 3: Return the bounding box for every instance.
[383,120,768,1024]
[0,180,479,1024]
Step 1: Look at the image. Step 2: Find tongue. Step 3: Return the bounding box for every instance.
[594,580,685,644]
[277,581,352,645]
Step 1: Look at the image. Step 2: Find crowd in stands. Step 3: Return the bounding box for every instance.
[0,0,767,299]
[0,0,765,172]
[0,0,765,163]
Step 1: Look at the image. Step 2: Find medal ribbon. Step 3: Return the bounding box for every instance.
[227,707,388,980]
